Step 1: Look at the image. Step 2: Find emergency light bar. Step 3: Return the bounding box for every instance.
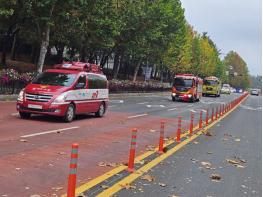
[54,62,103,74]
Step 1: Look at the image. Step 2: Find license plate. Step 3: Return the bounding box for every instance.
[28,104,42,109]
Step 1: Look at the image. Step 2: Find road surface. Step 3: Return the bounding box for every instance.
[0,93,244,196]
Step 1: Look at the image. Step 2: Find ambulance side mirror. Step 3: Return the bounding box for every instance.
[75,82,85,89]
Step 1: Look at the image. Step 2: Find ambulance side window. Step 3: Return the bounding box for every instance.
[75,75,86,89]
[88,74,107,89]
[87,74,96,89]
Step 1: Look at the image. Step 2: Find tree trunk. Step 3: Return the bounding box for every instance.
[1,34,8,67]
[10,33,17,60]
[37,25,50,73]
[133,59,142,82]
[113,54,121,79]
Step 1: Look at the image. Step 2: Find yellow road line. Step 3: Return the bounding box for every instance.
[96,95,248,197]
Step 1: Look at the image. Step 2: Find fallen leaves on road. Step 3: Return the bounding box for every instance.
[159,183,167,187]
[234,138,241,142]
[141,174,155,182]
[210,173,221,181]
[57,152,66,155]
[207,151,213,154]
[19,139,28,142]
[145,145,155,151]
[30,195,41,197]
[52,187,63,191]
[98,162,121,167]
[120,183,136,190]
[193,141,199,144]
[205,131,213,136]
[191,158,199,163]
[100,185,109,189]
[226,158,246,168]
[149,129,156,133]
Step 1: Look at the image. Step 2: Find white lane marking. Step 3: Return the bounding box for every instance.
[240,105,262,111]
[128,114,148,119]
[20,126,79,138]
[137,102,149,105]
[187,104,193,107]
[202,109,207,113]
[110,100,124,103]
[167,108,177,111]
[108,105,115,108]
[146,105,166,108]
[11,112,19,116]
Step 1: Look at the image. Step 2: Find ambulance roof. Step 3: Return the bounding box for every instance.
[52,62,103,74]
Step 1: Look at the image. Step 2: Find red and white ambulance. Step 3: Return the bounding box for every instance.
[171,74,203,102]
[17,62,109,122]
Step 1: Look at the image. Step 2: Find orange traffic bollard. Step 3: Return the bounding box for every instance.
[189,112,194,135]
[199,111,203,128]
[128,128,138,172]
[206,109,209,126]
[67,143,79,197]
[215,107,218,120]
[176,116,182,142]
[158,121,165,154]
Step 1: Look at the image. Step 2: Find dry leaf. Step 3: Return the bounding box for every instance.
[120,183,136,190]
[149,129,156,133]
[226,159,239,165]
[205,131,213,136]
[145,145,155,151]
[210,173,221,180]
[235,138,241,142]
[207,152,213,154]
[193,141,199,144]
[141,174,155,182]
[101,185,109,189]
[159,183,167,187]
[234,164,245,168]
[19,139,28,142]
[201,161,212,167]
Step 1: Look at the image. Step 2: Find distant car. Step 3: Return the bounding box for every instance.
[250,89,260,96]
[221,84,231,94]
[230,87,236,93]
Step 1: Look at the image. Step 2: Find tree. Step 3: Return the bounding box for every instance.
[223,51,250,88]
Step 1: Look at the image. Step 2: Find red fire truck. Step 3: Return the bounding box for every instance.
[17,62,109,122]
[171,74,203,102]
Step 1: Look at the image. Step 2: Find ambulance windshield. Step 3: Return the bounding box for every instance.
[32,72,77,87]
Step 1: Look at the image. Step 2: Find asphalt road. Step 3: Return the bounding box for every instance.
[116,95,262,197]
[0,93,242,196]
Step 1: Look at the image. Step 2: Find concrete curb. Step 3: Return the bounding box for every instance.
[0,91,171,101]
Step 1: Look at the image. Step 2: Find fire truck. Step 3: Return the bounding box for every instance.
[17,62,109,122]
[171,74,203,102]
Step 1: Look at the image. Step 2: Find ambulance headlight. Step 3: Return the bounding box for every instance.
[17,89,25,102]
[172,93,176,96]
[52,93,67,104]
[188,94,192,98]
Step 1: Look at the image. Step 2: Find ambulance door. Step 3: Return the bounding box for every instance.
[87,74,99,113]
[74,74,88,114]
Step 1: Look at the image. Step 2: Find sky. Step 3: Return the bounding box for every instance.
[180,0,262,76]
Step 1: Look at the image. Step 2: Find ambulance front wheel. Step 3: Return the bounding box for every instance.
[96,102,105,117]
[172,96,176,102]
[64,103,75,122]
[19,112,31,119]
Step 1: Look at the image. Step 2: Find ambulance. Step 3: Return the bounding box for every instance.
[171,74,203,102]
[16,62,109,122]
[202,76,221,97]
